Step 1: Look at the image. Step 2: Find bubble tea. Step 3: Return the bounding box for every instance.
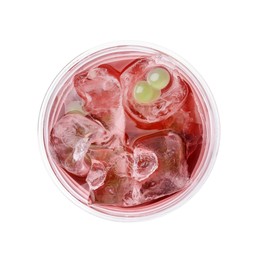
[39,44,219,220]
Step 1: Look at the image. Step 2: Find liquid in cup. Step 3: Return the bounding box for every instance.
[39,44,219,220]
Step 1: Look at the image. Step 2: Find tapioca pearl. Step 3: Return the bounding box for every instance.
[147,67,170,90]
[133,81,161,104]
[65,101,86,115]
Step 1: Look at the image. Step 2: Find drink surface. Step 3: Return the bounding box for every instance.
[48,50,206,209]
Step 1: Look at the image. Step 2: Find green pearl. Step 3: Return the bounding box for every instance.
[133,81,160,104]
[65,101,86,115]
[147,67,170,90]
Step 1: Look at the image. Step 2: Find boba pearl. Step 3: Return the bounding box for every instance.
[65,101,86,115]
[147,67,170,90]
[134,81,160,104]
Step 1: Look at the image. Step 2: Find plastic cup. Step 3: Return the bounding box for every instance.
[38,42,220,221]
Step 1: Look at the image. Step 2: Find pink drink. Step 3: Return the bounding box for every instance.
[39,44,219,219]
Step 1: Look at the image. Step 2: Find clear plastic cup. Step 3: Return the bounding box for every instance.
[38,42,220,221]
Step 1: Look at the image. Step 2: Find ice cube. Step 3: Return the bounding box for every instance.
[86,160,107,190]
[132,147,158,181]
[133,130,189,203]
[74,67,121,113]
[167,91,204,173]
[51,113,111,176]
[88,148,114,164]
[93,171,141,207]
[74,66,125,143]
[88,147,132,178]
[64,88,86,115]
[87,148,138,206]
[73,137,91,161]
[112,148,133,178]
[74,67,120,115]
[169,91,203,135]
[120,56,188,125]
[123,184,142,207]
[92,130,189,207]
[63,153,91,177]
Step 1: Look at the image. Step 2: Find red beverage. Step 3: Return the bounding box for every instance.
[39,44,219,220]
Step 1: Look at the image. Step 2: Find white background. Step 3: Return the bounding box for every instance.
[0,0,259,259]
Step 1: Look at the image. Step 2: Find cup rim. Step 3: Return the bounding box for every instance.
[38,41,220,221]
